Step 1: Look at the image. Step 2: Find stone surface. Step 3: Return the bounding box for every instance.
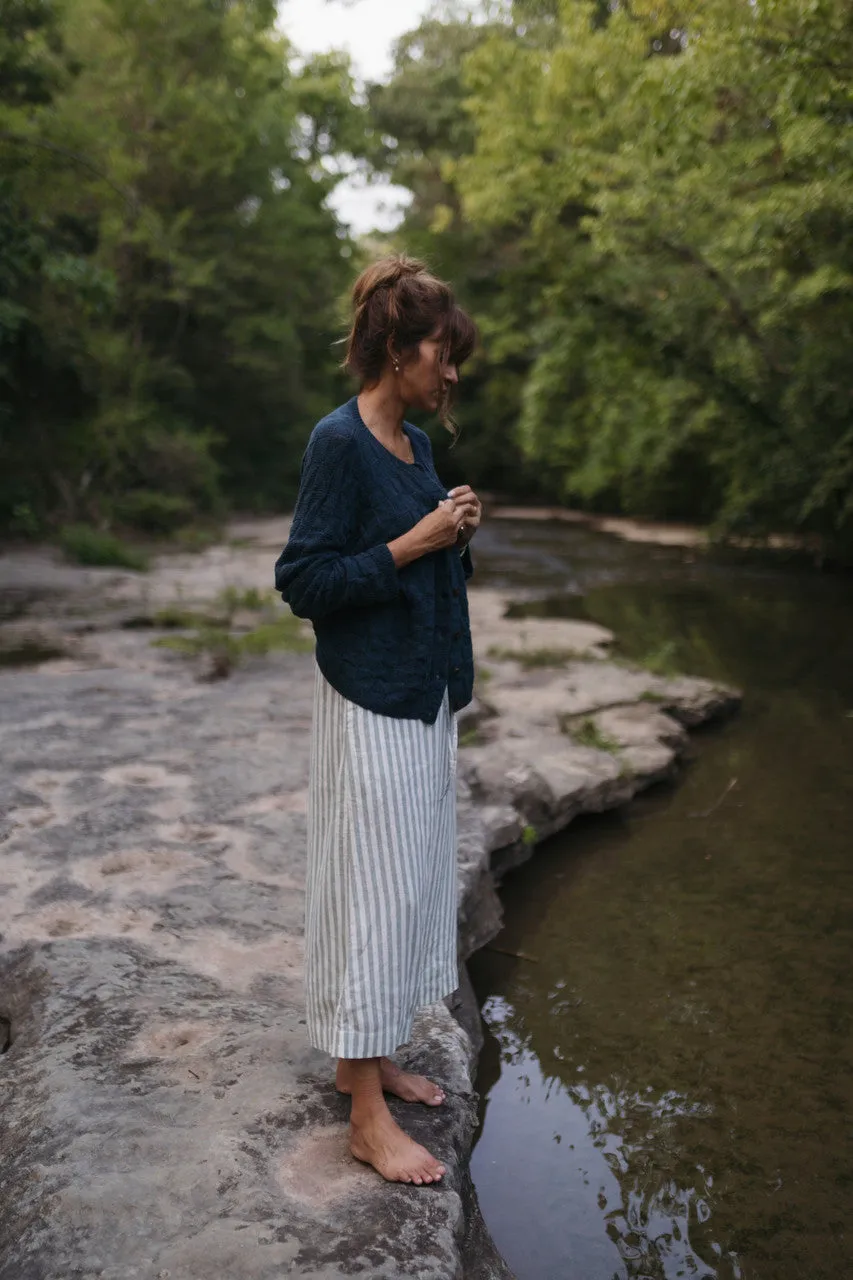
[487,505,707,547]
[0,618,81,666]
[0,520,740,1280]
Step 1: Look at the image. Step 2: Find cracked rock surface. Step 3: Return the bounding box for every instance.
[0,522,739,1280]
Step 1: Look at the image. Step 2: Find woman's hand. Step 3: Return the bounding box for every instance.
[447,485,482,546]
[388,498,467,567]
[415,499,468,551]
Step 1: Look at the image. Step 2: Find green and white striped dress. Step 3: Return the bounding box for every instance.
[305,665,459,1059]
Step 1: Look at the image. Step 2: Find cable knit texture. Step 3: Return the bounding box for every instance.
[275,397,474,724]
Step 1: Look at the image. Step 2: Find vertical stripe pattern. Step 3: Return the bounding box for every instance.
[305,666,459,1059]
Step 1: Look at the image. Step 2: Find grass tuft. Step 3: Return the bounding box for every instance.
[172,524,223,552]
[218,585,275,614]
[569,717,621,754]
[59,525,149,571]
[152,602,311,678]
[238,614,314,656]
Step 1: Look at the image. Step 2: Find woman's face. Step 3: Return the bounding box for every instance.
[396,328,458,412]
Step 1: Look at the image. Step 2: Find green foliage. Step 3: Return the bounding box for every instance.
[154,627,242,680]
[6,0,852,558]
[451,0,853,550]
[171,523,223,552]
[238,615,313,656]
[152,589,311,677]
[521,824,538,847]
[59,524,148,569]
[217,586,274,615]
[113,491,193,534]
[360,0,853,554]
[0,0,365,533]
[570,718,621,754]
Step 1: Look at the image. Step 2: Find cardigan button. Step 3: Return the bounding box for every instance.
[451,665,460,675]
[452,588,460,597]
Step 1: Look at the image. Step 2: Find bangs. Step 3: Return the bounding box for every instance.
[440,304,477,367]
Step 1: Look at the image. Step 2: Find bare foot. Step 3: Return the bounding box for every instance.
[350,1111,446,1185]
[337,1057,446,1106]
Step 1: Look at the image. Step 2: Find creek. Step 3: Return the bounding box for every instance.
[467,518,853,1280]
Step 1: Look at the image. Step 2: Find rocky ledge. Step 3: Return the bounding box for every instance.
[0,523,739,1280]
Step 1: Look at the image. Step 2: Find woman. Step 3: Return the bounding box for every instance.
[275,255,481,1186]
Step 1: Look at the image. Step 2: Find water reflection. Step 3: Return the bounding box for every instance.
[478,987,741,1280]
[468,522,853,1280]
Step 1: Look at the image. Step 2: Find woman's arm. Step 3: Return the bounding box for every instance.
[275,428,403,621]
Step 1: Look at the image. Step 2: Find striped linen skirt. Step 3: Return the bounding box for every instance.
[305,666,459,1058]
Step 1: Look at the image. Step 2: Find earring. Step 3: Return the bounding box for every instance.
[393,361,399,372]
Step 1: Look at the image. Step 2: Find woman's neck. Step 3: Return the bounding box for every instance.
[357,381,407,445]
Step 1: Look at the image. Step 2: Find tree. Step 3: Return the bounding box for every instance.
[0,0,368,531]
[452,0,853,549]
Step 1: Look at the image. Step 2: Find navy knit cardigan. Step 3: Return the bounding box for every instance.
[275,397,474,724]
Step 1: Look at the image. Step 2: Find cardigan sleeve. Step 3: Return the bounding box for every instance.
[275,427,401,621]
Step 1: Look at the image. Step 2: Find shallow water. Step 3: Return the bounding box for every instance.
[467,521,853,1280]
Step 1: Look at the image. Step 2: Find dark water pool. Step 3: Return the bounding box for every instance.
[467,519,853,1280]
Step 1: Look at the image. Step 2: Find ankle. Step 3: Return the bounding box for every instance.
[350,1092,390,1128]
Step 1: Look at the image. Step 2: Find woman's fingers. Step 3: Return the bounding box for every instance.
[441,498,472,524]
[448,487,481,520]
[436,495,478,546]
[454,502,480,526]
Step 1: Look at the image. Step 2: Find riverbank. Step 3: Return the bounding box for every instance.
[0,520,739,1279]
[487,503,826,558]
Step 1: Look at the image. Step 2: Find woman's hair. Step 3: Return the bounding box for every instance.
[343,254,477,433]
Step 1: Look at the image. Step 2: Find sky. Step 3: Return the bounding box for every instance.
[279,0,434,234]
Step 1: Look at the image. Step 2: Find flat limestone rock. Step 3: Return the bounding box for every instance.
[0,661,497,1280]
[592,703,689,751]
[468,587,613,661]
[0,531,740,1280]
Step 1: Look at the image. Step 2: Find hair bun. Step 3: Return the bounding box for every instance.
[351,254,428,310]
